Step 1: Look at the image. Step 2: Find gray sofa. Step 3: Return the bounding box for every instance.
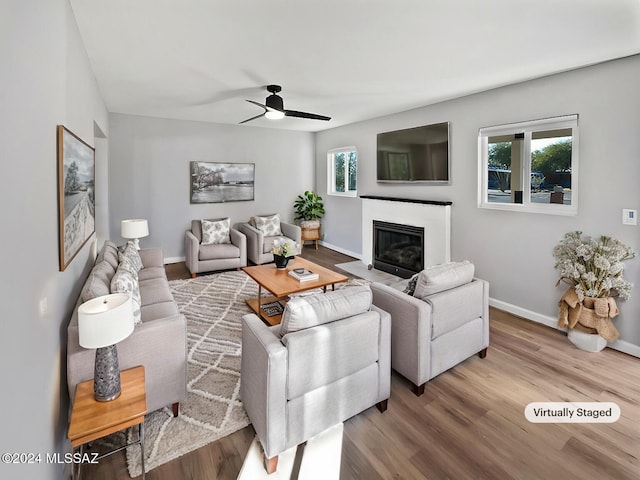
[371,262,489,396]
[240,285,390,473]
[67,242,187,415]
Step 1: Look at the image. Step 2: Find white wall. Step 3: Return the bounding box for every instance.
[108,114,315,260]
[316,55,640,353]
[0,1,108,479]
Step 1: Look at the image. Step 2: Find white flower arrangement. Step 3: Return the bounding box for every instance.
[272,238,299,258]
[553,231,635,302]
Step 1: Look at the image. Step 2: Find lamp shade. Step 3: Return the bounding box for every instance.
[121,219,149,239]
[78,293,134,349]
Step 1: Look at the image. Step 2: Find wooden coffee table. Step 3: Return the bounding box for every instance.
[243,257,348,325]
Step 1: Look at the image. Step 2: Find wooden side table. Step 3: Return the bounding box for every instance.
[301,226,320,250]
[68,365,147,479]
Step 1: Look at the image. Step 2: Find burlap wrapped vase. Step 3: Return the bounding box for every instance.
[557,287,620,342]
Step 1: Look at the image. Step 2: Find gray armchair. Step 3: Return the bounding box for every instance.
[371,275,489,396]
[240,285,390,473]
[185,219,246,277]
[236,215,301,265]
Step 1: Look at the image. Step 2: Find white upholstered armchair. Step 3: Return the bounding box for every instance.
[240,285,391,473]
[371,262,489,396]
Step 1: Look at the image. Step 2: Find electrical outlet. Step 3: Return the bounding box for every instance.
[622,209,637,226]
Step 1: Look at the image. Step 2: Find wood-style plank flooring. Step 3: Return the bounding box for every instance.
[88,246,640,480]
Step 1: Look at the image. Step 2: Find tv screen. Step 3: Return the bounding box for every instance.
[376,122,450,184]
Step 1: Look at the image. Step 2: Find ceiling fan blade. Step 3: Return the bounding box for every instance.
[285,109,331,121]
[239,112,266,124]
[246,99,268,110]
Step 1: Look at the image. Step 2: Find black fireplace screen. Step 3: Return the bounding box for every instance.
[373,220,424,278]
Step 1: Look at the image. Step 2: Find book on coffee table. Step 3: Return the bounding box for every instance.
[288,268,320,282]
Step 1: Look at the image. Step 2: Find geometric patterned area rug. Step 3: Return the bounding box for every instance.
[124,270,257,477]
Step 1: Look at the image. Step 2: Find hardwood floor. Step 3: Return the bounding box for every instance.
[90,246,640,480]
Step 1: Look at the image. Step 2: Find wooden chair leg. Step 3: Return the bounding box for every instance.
[412,383,426,397]
[172,402,180,417]
[478,347,488,359]
[264,454,278,474]
[376,399,388,413]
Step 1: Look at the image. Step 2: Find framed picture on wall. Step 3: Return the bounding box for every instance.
[190,161,255,204]
[57,125,95,271]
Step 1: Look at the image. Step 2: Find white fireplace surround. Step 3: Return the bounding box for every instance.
[362,197,451,271]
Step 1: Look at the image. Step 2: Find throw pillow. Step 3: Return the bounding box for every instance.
[412,260,474,299]
[403,273,420,296]
[253,213,282,236]
[279,285,372,337]
[96,240,120,270]
[80,260,114,303]
[110,264,142,326]
[118,241,144,272]
[201,218,231,245]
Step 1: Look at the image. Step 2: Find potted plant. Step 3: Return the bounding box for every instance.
[272,239,299,269]
[553,231,635,351]
[293,191,325,229]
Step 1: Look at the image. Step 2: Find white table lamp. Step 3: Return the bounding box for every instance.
[78,293,135,402]
[121,219,149,249]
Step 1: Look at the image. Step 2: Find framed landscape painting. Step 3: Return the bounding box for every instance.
[57,125,95,271]
[190,161,255,204]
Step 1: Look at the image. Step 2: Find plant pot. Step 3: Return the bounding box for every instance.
[558,288,620,343]
[273,254,293,269]
[567,328,607,352]
[300,220,320,229]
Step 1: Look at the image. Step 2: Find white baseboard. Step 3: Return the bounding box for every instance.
[318,240,362,260]
[165,243,361,265]
[165,256,185,264]
[489,297,640,358]
[489,298,560,330]
[162,251,639,358]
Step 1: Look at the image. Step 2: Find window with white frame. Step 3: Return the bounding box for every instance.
[478,115,578,215]
[327,147,357,197]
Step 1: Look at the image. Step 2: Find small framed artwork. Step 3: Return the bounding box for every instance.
[57,125,95,271]
[190,161,255,204]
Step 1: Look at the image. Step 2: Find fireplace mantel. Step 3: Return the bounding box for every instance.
[361,197,451,270]
[360,195,452,207]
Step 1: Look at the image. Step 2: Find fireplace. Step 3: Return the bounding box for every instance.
[373,220,424,278]
[362,196,451,271]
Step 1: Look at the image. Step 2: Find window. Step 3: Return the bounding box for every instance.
[328,147,357,197]
[478,115,578,215]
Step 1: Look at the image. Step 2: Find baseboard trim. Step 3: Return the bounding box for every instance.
[162,250,639,357]
[490,298,640,358]
[318,241,362,260]
[165,256,185,265]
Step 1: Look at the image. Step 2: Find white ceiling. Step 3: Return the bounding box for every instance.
[69,0,640,132]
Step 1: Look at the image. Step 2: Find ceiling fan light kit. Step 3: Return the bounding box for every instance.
[265,109,285,120]
[240,84,331,124]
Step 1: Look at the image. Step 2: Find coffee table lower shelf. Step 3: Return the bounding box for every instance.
[245,296,288,326]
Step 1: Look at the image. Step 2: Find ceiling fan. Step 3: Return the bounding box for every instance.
[239,84,331,124]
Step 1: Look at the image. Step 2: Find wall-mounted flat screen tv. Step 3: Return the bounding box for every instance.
[377,122,450,184]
